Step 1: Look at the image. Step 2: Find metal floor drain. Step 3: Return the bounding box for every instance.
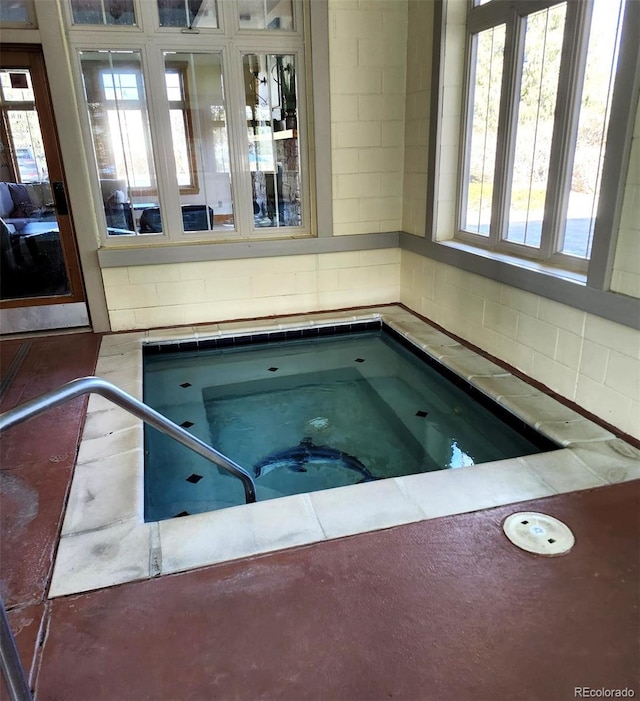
[503,512,575,556]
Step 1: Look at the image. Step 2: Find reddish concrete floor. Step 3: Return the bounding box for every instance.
[0,332,101,695]
[1,332,639,701]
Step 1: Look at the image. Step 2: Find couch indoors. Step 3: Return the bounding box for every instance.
[0,181,57,237]
[0,182,68,299]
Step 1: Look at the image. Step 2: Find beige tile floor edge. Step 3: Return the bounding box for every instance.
[49,306,640,598]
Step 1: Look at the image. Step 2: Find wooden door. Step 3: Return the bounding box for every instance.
[0,46,86,318]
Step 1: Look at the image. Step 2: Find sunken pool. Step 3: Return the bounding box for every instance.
[143,322,556,521]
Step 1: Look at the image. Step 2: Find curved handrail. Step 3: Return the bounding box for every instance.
[0,599,32,701]
[0,376,257,504]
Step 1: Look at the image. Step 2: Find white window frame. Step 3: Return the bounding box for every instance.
[66,0,312,246]
[455,0,629,276]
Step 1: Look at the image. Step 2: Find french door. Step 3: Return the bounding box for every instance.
[0,47,88,332]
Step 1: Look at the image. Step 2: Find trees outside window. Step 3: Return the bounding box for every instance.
[459,0,627,271]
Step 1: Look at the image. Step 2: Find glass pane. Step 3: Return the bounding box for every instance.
[0,0,35,26]
[162,52,234,232]
[0,72,46,183]
[238,0,293,30]
[70,0,136,25]
[244,54,301,229]
[463,25,505,236]
[79,50,161,236]
[506,4,566,248]
[561,0,624,259]
[6,112,47,182]
[157,0,218,28]
[0,67,70,300]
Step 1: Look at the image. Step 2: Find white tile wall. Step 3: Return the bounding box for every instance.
[402,0,433,236]
[329,0,407,234]
[401,249,640,439]
[102,250,401,332]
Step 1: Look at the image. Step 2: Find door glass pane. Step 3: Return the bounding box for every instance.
[79,50,161,236]
[463,24,505,236]
[157,0,218,28]
[0,68,70,300]
[162,52,234,233]
[506,3,566,248]
[561,0,624,259]
[243,53,301,230]
[70,0,136,25]
[238,0,293,30]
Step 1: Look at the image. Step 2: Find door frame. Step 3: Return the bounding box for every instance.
[0,45,86,311]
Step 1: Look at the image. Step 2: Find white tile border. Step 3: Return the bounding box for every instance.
[48,306,640,598]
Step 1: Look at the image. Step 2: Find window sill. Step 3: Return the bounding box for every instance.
[399,232,640,330]
[438,239,587,285]
[97,231,400,268]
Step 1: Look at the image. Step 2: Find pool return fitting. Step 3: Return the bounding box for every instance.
[503,512,575,556]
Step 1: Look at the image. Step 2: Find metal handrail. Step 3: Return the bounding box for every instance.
[0,376,257,700]
[0,602,32,701]
[0,376,256,504]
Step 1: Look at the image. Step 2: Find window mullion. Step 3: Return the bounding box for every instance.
[491,10,521,249]
[219,0,239,38]
[587,0,640,289]
[457,25,477,238]
[539,0,592,261]
[222,43,253,237]
[144,44,183,240]
[134,0,157,34]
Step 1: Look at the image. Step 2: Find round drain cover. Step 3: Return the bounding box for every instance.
[503,512,575,556]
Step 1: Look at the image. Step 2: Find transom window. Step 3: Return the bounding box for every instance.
[458,0,627,271]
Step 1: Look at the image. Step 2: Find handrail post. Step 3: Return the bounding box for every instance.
[0,598,32,701]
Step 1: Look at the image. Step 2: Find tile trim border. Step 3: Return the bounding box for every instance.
[49,306,640,598]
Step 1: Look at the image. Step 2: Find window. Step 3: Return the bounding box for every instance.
[0,69,47,183]
[458,0,627,271]
[0,0,36,27]
[157,0,218,28]
[80,51,161,234]
[243,53,302,229]
[71,0,308,242]
[161,51,233,232]
[165,68,198,191]
[70,0,136,25]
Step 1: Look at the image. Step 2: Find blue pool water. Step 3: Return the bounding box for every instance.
[143,325,554,521]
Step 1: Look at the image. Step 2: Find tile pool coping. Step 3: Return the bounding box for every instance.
[49,305,640,598]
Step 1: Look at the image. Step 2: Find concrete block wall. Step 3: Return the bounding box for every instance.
[433,0,466,240]
[402,0,433,236]
[329,0,407,235]
[101,249,400,331]
[401,249,640,440]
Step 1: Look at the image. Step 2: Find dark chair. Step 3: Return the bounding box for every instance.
[139,205,214,233]
[104,202,134,232]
